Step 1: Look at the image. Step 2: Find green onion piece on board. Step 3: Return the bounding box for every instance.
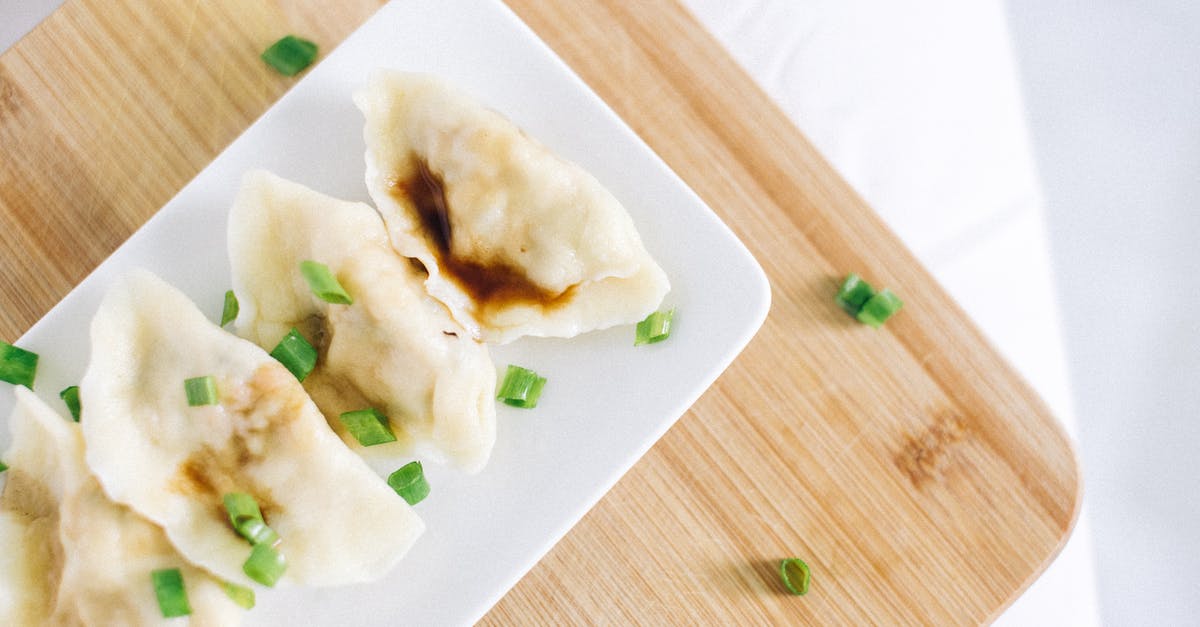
[243,542,287,587]
[151,568,192,617]
[184,376,219,406]
[779,558,811,596]
[496,365,547,408]
[339,408,397,446]
[223,493,279,547]
[60,386,82,422]
[856,288,903,329]
[0,341,38,389]
[387,461,430,506]
[836,273,876,316]
[269,328,318,382]
[221,290,240,327]
[261,35,318,76]
[300,260,353,305]
[634,308,675,346]
[221,581,256,609]
[0,460,8,473]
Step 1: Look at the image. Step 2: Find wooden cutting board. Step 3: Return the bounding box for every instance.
[0,0,1080,624]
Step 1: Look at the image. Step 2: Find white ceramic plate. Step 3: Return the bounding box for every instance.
[0,0,769,623]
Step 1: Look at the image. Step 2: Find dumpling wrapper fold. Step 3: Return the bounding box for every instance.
[228,170,497,472]
[355,70,670,344]
[80,270,424,588]
[1,387,242,626]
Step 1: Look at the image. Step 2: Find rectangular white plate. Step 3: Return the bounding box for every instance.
[0,0,770,624]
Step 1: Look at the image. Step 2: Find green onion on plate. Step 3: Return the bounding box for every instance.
[635,308,675,346]
[387,461,430,506]
[496,365,546,408]
[0,341,38,389]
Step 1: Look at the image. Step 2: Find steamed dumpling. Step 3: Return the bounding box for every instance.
[1,387,242,626]
[80,270,424,588]
[355,70,670,343]
[0,388,75,625]
[228,170,497,472]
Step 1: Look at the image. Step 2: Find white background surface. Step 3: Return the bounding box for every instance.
[4,1,1199,625]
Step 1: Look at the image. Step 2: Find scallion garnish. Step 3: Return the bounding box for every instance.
[300,261,353,305]
[836,273,903,327]
[269,328,318,382]
[387,461,430,506]
[151,568,192,617]
[243,542,287,587]
[223,492,279,547]
[60,386,82,422]
[635,308,675,345]
[339,408,397,446]
[0,460,8,473]
[184,376,219,406]
[779,558,811,596]
[261,35,318,77]
[496,365,547,408]
[0,341,38,389]
[221,290,240,327]
[221,581,256,609]
[836,273,875,316]
[856,288,903,329]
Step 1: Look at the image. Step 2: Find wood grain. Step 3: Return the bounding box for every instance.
[0,1,1079,624]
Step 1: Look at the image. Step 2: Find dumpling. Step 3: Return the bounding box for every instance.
[227,170,497,472]
[355,71,670,344]
[0,388,76,625]
[80,270,424,588]
[1,387,242,626]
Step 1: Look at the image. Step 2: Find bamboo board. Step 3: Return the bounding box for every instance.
[0,1,1079,624]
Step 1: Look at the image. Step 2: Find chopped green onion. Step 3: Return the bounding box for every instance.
[836,273,876,316]
[184,376,219,406]
[221,290,240,327]
[221,581,256,609]
[387,461,430,506]
[269,328,318,382]
[779,558,811,596]
[151,568,192,617]
[496,365,547,408]
[59,386,82,422]
[300,261,353,305]
[0,460,8,473]
[261,35,318,77]
[223,492,279,547]
[243,542,287,587]
[0,341,38,389]
[635,308,675,345]
[339,408,397,446]
[856,288,903,329]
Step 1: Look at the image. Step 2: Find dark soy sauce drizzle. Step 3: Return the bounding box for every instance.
[389,155,575,310]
